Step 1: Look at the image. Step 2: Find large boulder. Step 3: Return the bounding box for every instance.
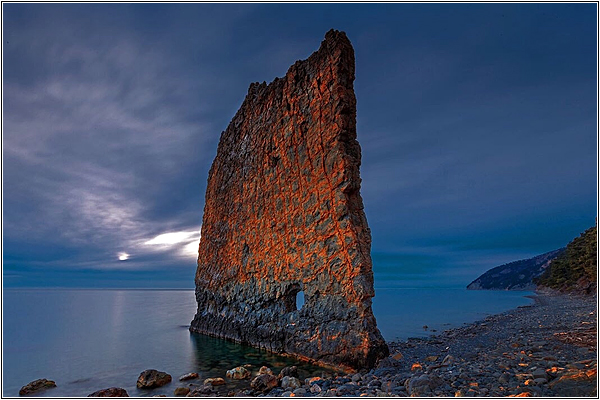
[136,369,172,389]
[225,366,250,380]
[19,378,56,396]
[250,374,279,393]
[278,366,299,379]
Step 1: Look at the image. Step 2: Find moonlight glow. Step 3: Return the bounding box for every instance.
[143,229,201,259]
[118,252,129,261]
[144,231,198,245]
[182,240,199,258]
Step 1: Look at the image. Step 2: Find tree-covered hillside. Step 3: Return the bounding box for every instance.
[467,249,564,290]
[536,225,597,294]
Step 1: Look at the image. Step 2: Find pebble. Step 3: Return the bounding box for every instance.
[174,387,190,396]
[203,377,226,386]
[292,388,307,396]
[179,372,199,381]
[226,366,251,380]
[258,366,273,375]
[531,368,547,379]
[281,376,302,391]
[278,366,299,379]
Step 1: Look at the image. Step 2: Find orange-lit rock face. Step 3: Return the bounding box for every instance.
[190,30,388,371]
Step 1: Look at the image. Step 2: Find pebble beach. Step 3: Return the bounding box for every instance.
[240,290,597,397]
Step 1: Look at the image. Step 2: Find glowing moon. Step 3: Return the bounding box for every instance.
[118,252,129,261]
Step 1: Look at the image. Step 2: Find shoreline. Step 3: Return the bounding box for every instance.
[261,290,597,397]
[366,290,597,397]
[174,290,597,397]
[12,290,597,397]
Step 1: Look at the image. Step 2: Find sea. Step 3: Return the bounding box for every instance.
[2,263,534,397]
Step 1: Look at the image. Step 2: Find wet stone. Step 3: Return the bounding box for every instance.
[87,387,129,397]
[293,388,307,396]
[203,378,226,386]
[250,374,279,393]
[186,385,214,397]
[179,373,199,381]
[174,387,190,396]
[281,376,301,391]
[226,366,250,380]
[19,379,57,396]
[310,384,322,394]
[278,366,299,379]
[137,370,172,389]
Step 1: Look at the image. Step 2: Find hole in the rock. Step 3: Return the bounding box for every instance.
[296,291,305,309]
[283,284,302,312]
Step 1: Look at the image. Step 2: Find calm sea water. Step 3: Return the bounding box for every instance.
[2,289,336,397]
[2,284,533,397]
[373,287,533,340]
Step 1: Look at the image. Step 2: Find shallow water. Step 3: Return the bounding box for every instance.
[2,289,334,397]
[372,287,534,340]
[2,286,533,396]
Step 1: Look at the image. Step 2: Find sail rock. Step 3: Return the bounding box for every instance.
[190,29,388,371]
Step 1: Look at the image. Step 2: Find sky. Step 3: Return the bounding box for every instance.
[2,3,597,288]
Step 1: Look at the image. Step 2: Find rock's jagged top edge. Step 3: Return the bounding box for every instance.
[246,29,353,95]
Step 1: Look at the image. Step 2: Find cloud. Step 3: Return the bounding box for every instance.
[3,4,595,287]
[3,17,214,271]
[144,231,199,246]
[182,241,200,258]
[142,230,201,259]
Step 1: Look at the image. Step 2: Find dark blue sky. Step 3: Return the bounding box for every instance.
[3,3,597,288]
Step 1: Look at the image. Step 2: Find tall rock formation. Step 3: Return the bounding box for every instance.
[190,30,388,371]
